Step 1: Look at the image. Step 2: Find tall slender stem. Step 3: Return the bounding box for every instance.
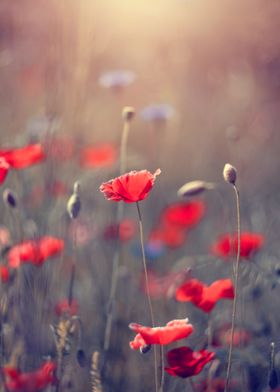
[68,226,77,307]
[120,120,130,175]
[159,345,165,392]
[103,116,131,351]
[136,201,158,392]
[225,185,241,392]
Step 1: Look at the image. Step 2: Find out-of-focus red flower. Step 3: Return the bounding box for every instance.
[161,200,205,228]
[17,64,45,97]
[129,318,193,350]
[80,144,117,168]
[46,137,75,162]
[165,346,215,378]
[103,219,136,242]
[100,169,161,203]
[55,298,78,317]
[0,157,10,184]
[149,224,186,248]
[8,237,64,268]
[175,278,234,312]
[46,181,68,197]
[0,265,9,283]
[198,378,229,391]
[0,144,45,169]
[212,324,251,347]
[141,269,191,299]
[3,360,56,392]
[211,232,264,259]
[0,226,11,249]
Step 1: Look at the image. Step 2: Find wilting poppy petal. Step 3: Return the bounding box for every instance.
[100,169,161,203]
[8,237,64,268]
[129,318,193,349]
[80,144,117,168]
[162,200,205,228]
[0,157,10,184]
[165,346,215,378]
[3,360,56,392]
[0,144,45,169]
[176,278,234,312]
[211,232,264,259]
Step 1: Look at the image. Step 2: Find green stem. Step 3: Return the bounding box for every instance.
[136,201,158,392]
[103,117,130,351]
[225,185,241,392]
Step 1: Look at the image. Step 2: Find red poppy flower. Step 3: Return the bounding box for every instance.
[8,236,64,268]
[80,144,117,168]
[46,137,74,162]
[165,346,215,378]
[100,169,161,203]
[55,298,78,317]
[161,200,205,228]
[129,318,194,350]
[103,219,136,242]
[212,324,251,347]
[198,378,230,392]
[141,269,191,299]
[0,265,9,283]
[3,360,56,392]
[0,144,45,169]
[211,232,264,259]
[0,157,10,184]
[175,278,234,312]
[149,224,186,248]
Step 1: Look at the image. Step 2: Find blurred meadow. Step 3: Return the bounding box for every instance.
[1,0,280,391]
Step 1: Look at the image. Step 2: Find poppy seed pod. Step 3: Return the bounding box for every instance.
[73,181,80,195]
[122,106,135,121]
[3,189,17,208]
[67,193,81,220]
[223,163,237,185]
[177,180,214,198]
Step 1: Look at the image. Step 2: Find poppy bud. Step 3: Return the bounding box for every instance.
[67,182,81,219]
[177,180,214,198]
[73,181,80,195]
[223,163,237,185]
[3,189,17,208]
[140,344,151,354]
[122,106,135,121]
